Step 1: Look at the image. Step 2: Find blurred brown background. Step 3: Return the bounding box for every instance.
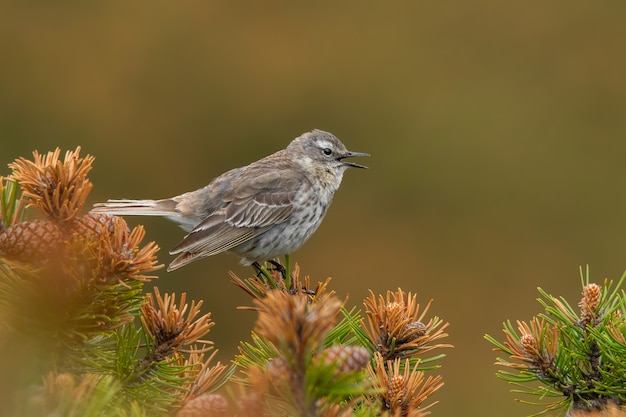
[2,1,626,416]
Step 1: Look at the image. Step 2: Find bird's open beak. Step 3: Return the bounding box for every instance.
[339,151,370,169]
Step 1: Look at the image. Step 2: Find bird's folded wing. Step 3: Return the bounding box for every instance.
[169,171,303,258]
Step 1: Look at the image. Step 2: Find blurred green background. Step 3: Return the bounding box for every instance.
[2,1,626,415]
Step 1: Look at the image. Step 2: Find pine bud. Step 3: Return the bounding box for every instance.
[520,333,540,360]
[387,374,406,405]
[579,283,601,326]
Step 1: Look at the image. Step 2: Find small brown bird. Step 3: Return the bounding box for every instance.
[92,129,368,271]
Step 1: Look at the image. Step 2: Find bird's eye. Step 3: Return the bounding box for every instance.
[322,148,332,156]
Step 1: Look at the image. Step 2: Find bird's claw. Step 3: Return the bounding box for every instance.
[267,260,287,279]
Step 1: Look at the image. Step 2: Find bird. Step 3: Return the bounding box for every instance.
[91,129,369,272]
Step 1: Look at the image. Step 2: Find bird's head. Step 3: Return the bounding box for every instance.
[289,129,369,175]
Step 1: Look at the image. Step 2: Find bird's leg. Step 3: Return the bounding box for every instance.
[252,261,263,277]
[268,256,299,293]
[252,261,277,288]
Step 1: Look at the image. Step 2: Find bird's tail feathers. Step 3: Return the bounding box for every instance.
[91,199,178,217]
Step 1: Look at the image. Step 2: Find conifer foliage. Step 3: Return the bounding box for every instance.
[0,148,227,417]
[231,269,450,417]
[0,147,449,417]
[486,269,626,417]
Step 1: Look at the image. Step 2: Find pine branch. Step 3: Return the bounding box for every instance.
[486,268,626,416]
[0,148,227,417]
[231,267,450,417]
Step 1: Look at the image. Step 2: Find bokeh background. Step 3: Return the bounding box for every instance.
[2,2,626,416]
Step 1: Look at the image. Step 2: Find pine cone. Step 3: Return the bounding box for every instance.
[0,219,64,263]
[176,393,229,417]
[71,212,124,239]
[315,345,371,375]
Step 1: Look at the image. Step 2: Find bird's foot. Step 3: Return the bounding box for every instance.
[252,259,298,292]
[267,260,287,279]
[290,286,316,297]
[253,261,270,279]
[252,261,279,288]
[268,259,301,293]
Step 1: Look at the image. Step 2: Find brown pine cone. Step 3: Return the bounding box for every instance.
[70,212,124,239]
[315,345,371,375]
[0,219,65,263]
[176,393,229,417]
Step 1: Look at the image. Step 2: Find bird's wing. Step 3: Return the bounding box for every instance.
[224,170,302,227]
[167,171,304,270]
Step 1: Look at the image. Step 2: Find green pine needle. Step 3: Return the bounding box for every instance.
[324,307,371,349]
[0,177,24,229]
[486,268,626,415]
